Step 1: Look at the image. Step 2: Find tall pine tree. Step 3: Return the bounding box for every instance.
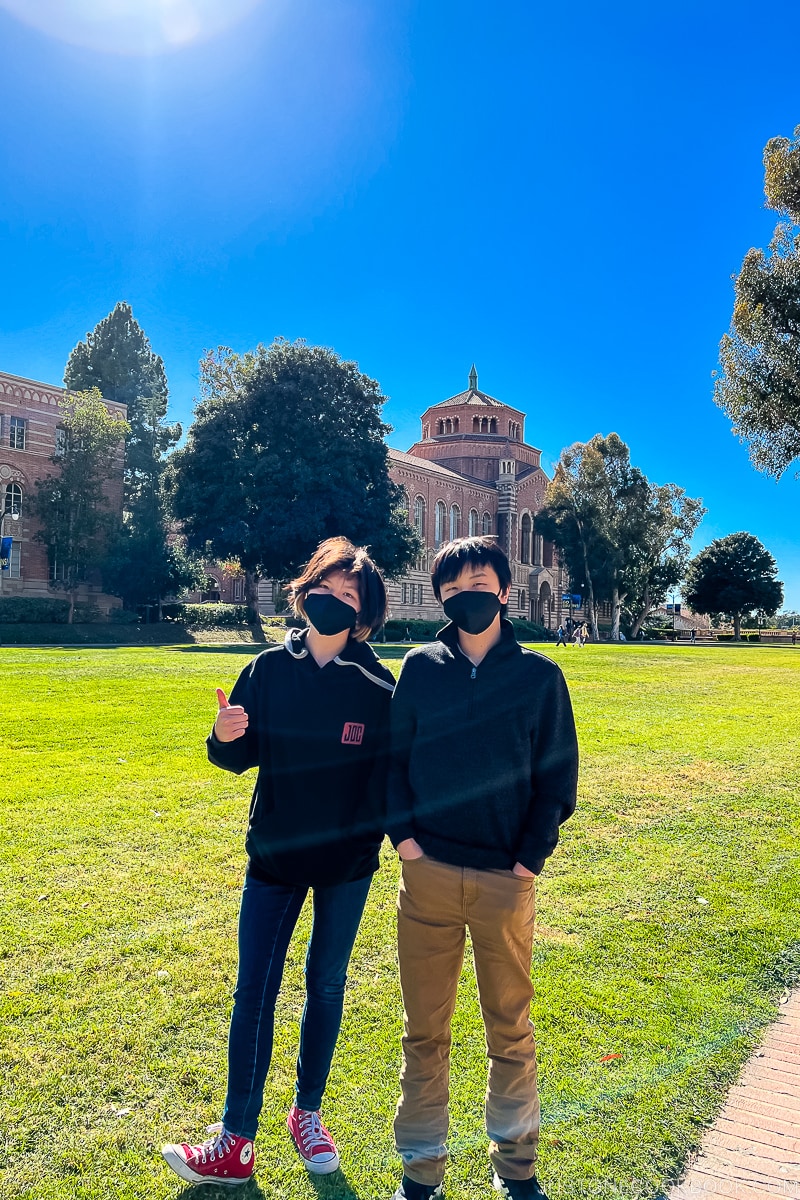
[65,303,194,609]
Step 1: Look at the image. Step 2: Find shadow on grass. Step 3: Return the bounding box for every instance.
[166,644,272,655]
[173,1180,268,1200]
[308,1167,365,1199]
[171,1167,364,1199]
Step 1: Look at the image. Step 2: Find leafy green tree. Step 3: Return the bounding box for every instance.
[683,532,783,640]
[166,340,420,621]
[101,525,206,614]
[538,435,704,641]
[32,389,130,623]
[622,484,706,639]
[714,126,800,478]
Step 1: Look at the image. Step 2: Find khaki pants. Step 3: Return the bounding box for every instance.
[394,855,539,1186]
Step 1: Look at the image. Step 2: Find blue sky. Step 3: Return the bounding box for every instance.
[1,0,799,608]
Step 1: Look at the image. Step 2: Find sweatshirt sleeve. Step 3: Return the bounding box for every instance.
[206,657,261,776]
[516,666,579,875]
[385,657,418,847]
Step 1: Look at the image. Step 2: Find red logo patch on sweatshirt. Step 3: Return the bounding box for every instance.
[341,722,365,746]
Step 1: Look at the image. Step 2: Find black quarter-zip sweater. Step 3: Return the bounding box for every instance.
[386,619,578,875]
[207,628,395,888]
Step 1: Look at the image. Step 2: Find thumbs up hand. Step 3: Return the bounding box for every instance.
[213,687,249,743]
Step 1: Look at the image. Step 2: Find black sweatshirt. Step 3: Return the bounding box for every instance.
[207,628,395,888]
[386,619,578,875]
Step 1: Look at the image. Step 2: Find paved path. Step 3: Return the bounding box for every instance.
[666,992,800,1199]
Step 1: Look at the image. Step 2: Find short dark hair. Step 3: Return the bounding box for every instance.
[430,536,512,601]
[288,537,388,641]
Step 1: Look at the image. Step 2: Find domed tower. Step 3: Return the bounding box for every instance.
[407,365,540,483]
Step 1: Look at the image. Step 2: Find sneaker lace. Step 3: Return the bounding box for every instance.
[298,1109,331,1151]
[196,1122,235,1164]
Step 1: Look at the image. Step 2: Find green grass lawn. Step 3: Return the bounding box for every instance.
[2,644,798,1200]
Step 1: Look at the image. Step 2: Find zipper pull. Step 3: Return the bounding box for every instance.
[470,666,477,679]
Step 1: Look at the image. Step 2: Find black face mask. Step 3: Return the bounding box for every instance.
[304,592,359,637]
[442,590,502,635]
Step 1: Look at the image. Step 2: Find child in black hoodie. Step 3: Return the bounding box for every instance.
[386,537,578,1200]
[162,538,394,1188]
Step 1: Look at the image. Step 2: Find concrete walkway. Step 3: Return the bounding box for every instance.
[666,991,800,1199]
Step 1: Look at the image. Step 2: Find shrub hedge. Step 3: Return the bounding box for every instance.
[381,616,551,642]
[161,603,254,628]
[0,597,71,623]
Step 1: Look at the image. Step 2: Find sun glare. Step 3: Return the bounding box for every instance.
[0,0,267,55]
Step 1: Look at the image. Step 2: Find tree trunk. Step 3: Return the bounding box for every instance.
[629,584,652,641]
[611,585,621,641]
[733,612,741,641]
[67,591,75,625]
[575,518,600,641]
[244,569,260,625]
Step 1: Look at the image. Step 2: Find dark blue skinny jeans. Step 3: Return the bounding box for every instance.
[221,870,373,1140]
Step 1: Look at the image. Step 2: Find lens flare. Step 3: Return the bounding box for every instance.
[0,0,267,56]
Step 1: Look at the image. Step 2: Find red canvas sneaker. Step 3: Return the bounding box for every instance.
[162,1123,254,1186]
[286,1105,340,1174]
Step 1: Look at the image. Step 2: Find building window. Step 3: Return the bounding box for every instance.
[2,540,21,579]
[401,583,408,604]
[490,418,498,434]
[520,513,532,564]
[9,417,26,450]
[482,511,492,535]
[414,495,426,540]
[233,577,245,602]
[449,503,460,541]
[468,508,478,536]
[434,500,446,548]
[453,417,459,432]
[416,584,424,605]
[4,482,22,518]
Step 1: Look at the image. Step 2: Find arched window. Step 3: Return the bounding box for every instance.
[437,420,444,435]
[520,513,532,564]
[490,418,498,434]
[480,417,488,433]
[434,500,447,548]
[398,489,410,519]
[414,496,426,540]
[423,424,430,439]
[482,511,492,535]
[4,482,22,517]
[473,416,480,432]
[453,417,459,432]
[468,508,478,536]
[449,503,460,541]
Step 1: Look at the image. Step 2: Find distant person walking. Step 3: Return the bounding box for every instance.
[555,624,567,648]
[690,628,696,645]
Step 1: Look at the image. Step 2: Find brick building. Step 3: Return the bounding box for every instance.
[0,370,126,609]
[385,368,565,627]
